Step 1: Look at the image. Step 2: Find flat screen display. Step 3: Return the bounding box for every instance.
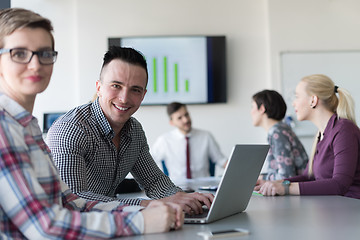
[43,112,65,133]
[108,36,226,105]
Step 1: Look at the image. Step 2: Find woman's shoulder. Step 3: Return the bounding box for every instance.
[269,122,292,135]
[331,117,360,139]
[335,117,359,131]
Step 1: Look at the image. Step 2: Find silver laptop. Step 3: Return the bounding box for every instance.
[184,144,269,224]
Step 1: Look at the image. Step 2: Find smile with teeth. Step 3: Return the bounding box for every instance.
[114,104,129,111]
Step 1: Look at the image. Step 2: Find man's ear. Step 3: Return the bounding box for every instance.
[95,80,102,98]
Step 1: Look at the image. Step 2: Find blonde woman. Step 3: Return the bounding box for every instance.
[0,8,182,239]
[255,74,360,199]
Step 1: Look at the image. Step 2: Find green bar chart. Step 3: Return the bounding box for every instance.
[151,57,190,94]
[120,36,208,104]
[153,58,157,92]
[163,57,168,92]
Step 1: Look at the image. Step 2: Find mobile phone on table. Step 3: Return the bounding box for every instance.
[197,228,249,239]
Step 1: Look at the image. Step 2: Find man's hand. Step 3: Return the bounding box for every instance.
[140,191,214,214]
[159,192,214,214]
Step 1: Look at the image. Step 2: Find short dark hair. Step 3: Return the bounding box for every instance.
[252,90,287,121]
[100,46,148,85]
[167,102,186,118]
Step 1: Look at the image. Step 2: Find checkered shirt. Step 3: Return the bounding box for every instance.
[46,98,181,205]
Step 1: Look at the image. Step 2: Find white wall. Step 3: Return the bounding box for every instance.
[11,0,269,155]
[10,0,360,155]
[267,0,360,153]
[75,0,270,155]
[11,0,78,129]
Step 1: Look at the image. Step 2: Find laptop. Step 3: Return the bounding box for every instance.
[184,144,269,224]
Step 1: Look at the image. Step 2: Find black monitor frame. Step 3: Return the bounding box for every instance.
[108,35,227,105]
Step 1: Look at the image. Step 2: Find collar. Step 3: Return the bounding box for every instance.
[90,98,133,140]
[323,113,338,137]
[174,127,193,138]
[0,92,34,128]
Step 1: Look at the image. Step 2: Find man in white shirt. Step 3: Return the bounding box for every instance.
[151,102,227,184]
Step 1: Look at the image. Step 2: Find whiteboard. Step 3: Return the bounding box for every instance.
[281,51,360,137]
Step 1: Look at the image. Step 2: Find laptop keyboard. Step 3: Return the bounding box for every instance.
[185,207,209,218]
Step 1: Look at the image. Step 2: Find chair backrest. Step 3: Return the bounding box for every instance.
[161,160,169,176]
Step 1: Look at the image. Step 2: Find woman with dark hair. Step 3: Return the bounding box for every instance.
[251,90,308,180]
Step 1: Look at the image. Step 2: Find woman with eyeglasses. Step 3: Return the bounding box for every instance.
[0,8,183,239]
[255,74,360,199]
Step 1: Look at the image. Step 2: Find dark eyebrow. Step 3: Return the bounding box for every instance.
[110,80,145,91]
[131,85,145,92]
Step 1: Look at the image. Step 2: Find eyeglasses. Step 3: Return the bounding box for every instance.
[0,48,58,65]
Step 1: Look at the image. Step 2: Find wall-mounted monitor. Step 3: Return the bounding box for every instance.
[43,112,65,133]
[0,0,10,9]
[108,35,226,105]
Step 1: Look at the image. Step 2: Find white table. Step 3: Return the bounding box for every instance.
[117,178,360,240]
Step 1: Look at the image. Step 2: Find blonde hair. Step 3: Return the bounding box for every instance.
[301,74,357,176]
[0,8,54,49]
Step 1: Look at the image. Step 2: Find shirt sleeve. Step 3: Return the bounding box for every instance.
[47,121,127,203]
[207,132,227,167]
[298,122,359,196]
[286,164,313,182]
[130,129,182,199]
[0,128,143,239]
[47,120,153,206]
[266,129,298,180]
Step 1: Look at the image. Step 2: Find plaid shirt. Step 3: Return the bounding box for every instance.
[46,98,181,205]
[0,93,143,239]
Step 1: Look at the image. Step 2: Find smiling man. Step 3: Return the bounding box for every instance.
[46,46,213,214]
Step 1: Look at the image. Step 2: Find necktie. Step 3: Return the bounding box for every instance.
[186,136,192,179]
